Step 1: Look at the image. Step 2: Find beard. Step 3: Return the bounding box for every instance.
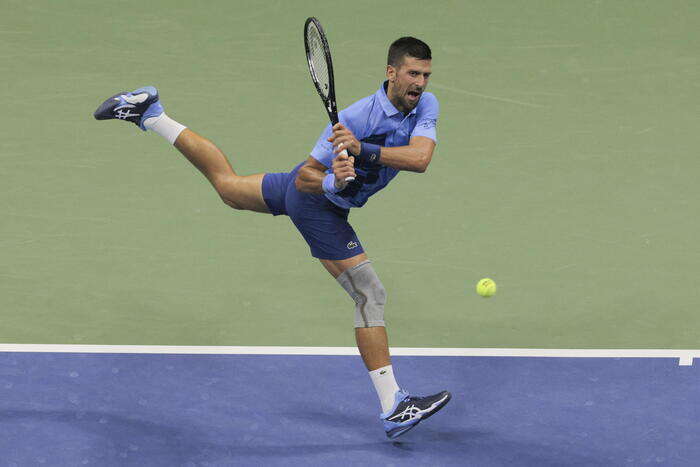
[391,85,421,113]
[402,87,422,111]
[387,79,424,113]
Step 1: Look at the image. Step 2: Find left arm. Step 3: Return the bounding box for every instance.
[329,124,435,174]
[372,136,435,173]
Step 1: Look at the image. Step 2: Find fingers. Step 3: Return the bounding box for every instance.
[333,140,346,154]
[332,137,358,154]
[327,123,360,155]
[335,165,356,182]
[335,142,347,157]
[328,124,350,142]
[328,129,351,144]
[332,151,356,182]
[346,156,356,180]
[333,149,350,164]
[327,123,346,140]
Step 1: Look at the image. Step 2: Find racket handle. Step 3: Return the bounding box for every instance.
[338,148,355,182]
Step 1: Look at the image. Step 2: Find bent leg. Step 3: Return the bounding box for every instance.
[284,184,391,371]
[321,254,391,371]
[285,189,398,411]
[174,129,270,213]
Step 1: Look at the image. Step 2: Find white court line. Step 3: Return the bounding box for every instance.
[0,344,695,366]
[429,83,547,109]
[512,44,583,49]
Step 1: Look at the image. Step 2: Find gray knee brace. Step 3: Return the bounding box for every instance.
[336,260,386,328]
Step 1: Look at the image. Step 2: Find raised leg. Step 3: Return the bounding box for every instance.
[173,129,270,213]
[94,87,270,213]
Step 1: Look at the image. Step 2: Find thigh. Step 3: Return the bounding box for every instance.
[320,252,369,279]
[231,173,270,213]
[260,171,293,215]
[218,173,271,213]
[260,163,305,216]
[285,185,365,262]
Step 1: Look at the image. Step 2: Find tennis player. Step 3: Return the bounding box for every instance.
[94,37,450,439]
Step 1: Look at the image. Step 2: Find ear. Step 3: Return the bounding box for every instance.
[386,65,396,82]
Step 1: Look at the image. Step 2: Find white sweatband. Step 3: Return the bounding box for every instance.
[322,173,340,194]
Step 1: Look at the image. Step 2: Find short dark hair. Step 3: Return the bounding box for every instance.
[387,37,432,67]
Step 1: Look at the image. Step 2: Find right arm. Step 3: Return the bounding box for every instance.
[295,154,356,194]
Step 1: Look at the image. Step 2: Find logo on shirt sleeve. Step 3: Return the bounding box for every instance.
[418,118,437,129]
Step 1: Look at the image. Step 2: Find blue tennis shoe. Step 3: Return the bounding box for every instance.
[381,389,451,439]
[93,86,163,130]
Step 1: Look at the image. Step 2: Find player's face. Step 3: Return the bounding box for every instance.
[386,56,432,113]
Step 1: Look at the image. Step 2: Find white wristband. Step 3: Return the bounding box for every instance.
[322,173,340,194]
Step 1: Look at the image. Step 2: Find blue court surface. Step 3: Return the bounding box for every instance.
[0,352,697,466]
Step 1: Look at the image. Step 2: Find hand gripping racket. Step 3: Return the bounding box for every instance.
[304,17,355,182]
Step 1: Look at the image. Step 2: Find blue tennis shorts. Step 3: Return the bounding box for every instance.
[261,163,364,260]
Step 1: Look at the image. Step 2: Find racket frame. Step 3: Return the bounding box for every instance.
[303,17,354,182]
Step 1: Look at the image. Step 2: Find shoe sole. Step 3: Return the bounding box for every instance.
[387,423,418,439]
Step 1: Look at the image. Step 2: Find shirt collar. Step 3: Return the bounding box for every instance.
[377,81,418,117]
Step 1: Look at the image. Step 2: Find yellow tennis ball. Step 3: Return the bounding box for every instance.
[476,278,497,297]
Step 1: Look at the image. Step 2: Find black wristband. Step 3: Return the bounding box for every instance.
[358,143,381,164]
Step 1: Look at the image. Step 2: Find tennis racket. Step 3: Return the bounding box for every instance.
[303,17,355,182]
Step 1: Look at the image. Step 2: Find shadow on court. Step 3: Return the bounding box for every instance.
[0,409,600,466]
[0,353,697,466]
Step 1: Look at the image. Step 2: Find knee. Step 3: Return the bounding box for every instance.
[335,260,387,328]
[360,281,386,308]
[216,176,244,210]
[220,194,244,210]
[359,280,386,328]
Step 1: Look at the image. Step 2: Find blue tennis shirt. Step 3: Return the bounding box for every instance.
[310,81,439,209]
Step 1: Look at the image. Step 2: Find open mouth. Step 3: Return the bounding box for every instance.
[407,90,421,99]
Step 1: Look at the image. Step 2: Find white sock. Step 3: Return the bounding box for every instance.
[143,112,186,145]
[369,365,401,413]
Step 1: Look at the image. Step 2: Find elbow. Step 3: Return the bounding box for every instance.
[215,177,244,210]
[414,154,430,173]
[222,196,243,210]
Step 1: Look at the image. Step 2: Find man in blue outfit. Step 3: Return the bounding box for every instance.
[94,37,450,439]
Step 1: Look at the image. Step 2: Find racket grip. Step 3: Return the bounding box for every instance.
[338,148,355,182]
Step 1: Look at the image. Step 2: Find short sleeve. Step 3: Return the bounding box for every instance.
[310,123,334,168]
[411,92,439,142]
[309,98,371,167]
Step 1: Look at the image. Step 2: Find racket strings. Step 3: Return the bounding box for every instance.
[306,24,331,98]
